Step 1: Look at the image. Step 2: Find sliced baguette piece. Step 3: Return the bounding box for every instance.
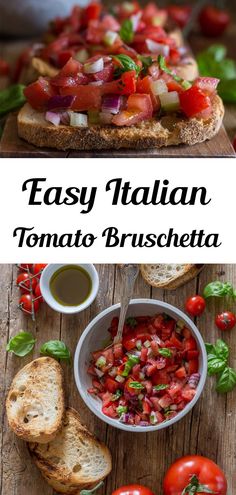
[6,357,65,443]
[18,95,224,151]
[28,407,112,493]
[140,264,204,289]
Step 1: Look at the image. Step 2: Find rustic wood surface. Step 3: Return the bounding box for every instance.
[0,264,236,495]
[0,38,235,157]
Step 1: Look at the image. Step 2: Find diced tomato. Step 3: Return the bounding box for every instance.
[56,50,75,68]
[118,1,140,19]
[166,79,184,93]
[120,70,137,95]
[187,350,199,360]
[24,78,56,110]
[140,347,148,363]
[87,366,96,376]
[103,348,114,366]
[182,387,196,402]
[182,327,191,339]
[135,414,141,425]
[175,366,187,379]
[132,364,141,378]
[153,314,165,332]
[150,397,161,411]
[142,400,151,415]
[169,333,183,350]
[93,62,114,82]
[188,359,199,375]
[92,379,104,392]
[142,3,167,26]
[143,380,153,395]
[113,343,123,360]
[156,357,167,370]
[113,92,153,126]
[59,57,83,77]
[82,2,102,26]
[136,75,160,111]
[125,377,142,395]
[151,340,159,355]
[146,364,157,376]
[152,370,170,385]
[104,377,120,394]
[179,86,212,118]
[102,404,118,418]
[161,319,176,340]
[168,383,182,399]
[101,391,114,407]
[156,411,164,423]
[60,85,102,110]
[40,37,70,62]
[122,333,137,351]
[184,336,197,351]
[158,394,172,409]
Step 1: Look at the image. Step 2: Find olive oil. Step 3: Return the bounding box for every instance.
[50,265,92,306]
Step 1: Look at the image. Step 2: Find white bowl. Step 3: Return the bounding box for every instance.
[40,263,99,315]
[74,299,207,432]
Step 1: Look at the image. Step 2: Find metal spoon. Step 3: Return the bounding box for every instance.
[114,264,139,344]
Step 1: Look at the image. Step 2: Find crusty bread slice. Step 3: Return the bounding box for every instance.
[28,408,112,493]
[17,95,224,151]
[140,264,204,289]
[6,357,65,443]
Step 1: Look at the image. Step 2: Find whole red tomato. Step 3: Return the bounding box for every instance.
[34,283,43,301]
[33,264,47,276]
[17,272,37,293]
[199,6,230,37]
[168,5,192,28]
[112,485,155,495]
[18,263,33,271]
[163,455,227,495]
[215,311,236,331]
[185,296,206,317]
[19,294,40,314]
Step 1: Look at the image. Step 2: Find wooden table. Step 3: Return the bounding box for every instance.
[1,264,236,494]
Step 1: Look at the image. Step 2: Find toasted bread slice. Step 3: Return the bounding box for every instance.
[140,264,204,289]
[29,407,112,493]
[6,357,65,443]
[18,95,224,151]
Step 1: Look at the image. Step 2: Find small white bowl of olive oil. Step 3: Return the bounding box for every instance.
[40,264,99,314]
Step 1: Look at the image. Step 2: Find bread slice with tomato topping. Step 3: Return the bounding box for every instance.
[18,93,224,151]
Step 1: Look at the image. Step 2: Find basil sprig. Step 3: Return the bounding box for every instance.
[203,281,236,299]
[0,84,26,117]
[158,348,172,358]
[113,54,141,77]
[119,18,134,44]
[205,339,236,393]
[40,340,71,363]
[6,331,36,357]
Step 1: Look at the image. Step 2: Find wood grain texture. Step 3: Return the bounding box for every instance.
[0,264,236,495]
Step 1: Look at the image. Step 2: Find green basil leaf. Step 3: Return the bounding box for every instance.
[138,55,153,75]
[0,84,26,117]
[40,340,71,363]
[207,354,227,376]
[128,381,144,389]
[111,389,122,401]
[205,343,215,355]
[6,331,36,357]
[216,367,236,393]
[214,339,229,360]
[207,44,227,61]
[126,317,137,328]
[158,348,172,358]
[203,281,235,299]
[113,54,141,77]
[153,384,169,391]
[119,18,134,44]
[158,55,191,89]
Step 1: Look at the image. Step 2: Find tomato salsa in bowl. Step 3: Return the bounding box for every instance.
[74,299,207,432]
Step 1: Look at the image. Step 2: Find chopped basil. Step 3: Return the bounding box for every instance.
[128,381,145,389]
[122,354,140,377]
[6,331,36,357]
[113,54,141,77]
[111,390,122,401]
[116,405,128,416]
[153,384,169,391]
[158,55,191,90]
[40,340,71,363]
[158,348,172,358]
[138,55,153,75]
[119,18,134,44]
[126,317,138,328]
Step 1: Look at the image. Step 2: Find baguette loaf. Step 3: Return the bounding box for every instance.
[18,95,224,151]
[29,407,112,494]
[140,264,204,289]
[6,357,65,443]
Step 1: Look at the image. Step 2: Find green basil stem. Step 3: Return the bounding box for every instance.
[80,481,104,495]
[181,475,216,495]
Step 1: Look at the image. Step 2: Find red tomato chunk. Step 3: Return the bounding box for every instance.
[87,313,200,426]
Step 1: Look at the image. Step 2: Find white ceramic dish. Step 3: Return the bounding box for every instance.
[40,263,99,314]
[74,299,207,432]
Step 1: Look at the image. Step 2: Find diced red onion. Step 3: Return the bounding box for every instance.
[84,57,104,74]
[47,95,75,111]
[89,81,103,86]
[146,39,170,56]
[103,30,118,46]
[45,111,60,126]
[130,11,142,31]
[102,94,122,114]
[144,397,153,407]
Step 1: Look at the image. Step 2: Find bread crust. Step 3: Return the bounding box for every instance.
[140,264,204,289]
[18,95,224,151]
[29,407,112,491]
[6,357,65,443]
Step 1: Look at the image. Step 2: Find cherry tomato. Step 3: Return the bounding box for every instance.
[215,311,236,331]
[185,296,206,317]
[16,272,37,293]
[19,294,40,314]
[199,6,230,37]
[18,263,33,271]
[33,264,47,276]
[112,485,155,495]
[34,283,43,301]
[163,455,227,495]
[168,6,192,28]
[0,58,10,76]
